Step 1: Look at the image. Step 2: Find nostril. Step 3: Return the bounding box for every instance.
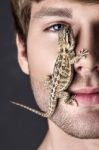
[95,66,99,71]
[76,66,82,72]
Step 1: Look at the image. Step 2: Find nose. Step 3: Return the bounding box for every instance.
[74,24,99,76]
[75,53,98,75]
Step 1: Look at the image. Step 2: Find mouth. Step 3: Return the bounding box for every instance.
[70,88,99,106]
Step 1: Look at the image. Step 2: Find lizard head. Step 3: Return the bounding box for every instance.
[58,25,76,57]
[64,26,75,53]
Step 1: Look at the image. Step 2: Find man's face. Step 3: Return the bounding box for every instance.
[18,0,99,138]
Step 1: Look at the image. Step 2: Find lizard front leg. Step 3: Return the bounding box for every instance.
[58,91,78,105]
[70,49,89,64]
[58,91,72,104]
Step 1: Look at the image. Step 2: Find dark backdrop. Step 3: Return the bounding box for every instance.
[0,0,48,150]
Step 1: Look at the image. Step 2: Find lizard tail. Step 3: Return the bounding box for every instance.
[10,101,52,118]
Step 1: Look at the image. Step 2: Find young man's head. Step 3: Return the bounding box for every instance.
[10,0,99,139]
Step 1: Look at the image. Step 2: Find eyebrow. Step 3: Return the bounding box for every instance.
[32,7,72,19]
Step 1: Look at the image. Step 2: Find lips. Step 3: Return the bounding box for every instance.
[71,88,99,106]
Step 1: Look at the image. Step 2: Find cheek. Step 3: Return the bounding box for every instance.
[27,30,58,78]
[26,29,58,110]
[30,79,49,111]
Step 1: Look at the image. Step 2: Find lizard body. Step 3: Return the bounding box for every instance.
[11,26,88,117]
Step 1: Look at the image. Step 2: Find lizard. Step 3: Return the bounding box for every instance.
[10,25,89,118]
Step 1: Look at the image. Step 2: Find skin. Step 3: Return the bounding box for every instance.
[16,0,99,149]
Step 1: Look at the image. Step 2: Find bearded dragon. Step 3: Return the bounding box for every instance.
[10,26,88,118]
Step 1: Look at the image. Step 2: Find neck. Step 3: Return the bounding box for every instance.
[38,120,99,150]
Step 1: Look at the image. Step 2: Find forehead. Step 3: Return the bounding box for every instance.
[31,0,99,18]
[68,0,99,3]
[31,0,99,12]
[32,0,99,4]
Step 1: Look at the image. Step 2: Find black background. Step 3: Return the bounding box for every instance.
[0,0,48,150]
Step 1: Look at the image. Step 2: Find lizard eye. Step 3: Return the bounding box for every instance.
[65,25,71,33]
[66,29,70,34]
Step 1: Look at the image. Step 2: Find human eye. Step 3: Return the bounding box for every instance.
[45,23,66,32]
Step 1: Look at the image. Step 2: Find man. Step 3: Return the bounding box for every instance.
[10,0,99,149]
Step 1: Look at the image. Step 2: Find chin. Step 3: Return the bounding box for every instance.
[64,118,99,139]
[51,103,99,139]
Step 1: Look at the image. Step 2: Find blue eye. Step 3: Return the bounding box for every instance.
[46,24,65,32]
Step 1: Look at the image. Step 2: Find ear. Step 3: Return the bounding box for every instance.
[16,34,29,75]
